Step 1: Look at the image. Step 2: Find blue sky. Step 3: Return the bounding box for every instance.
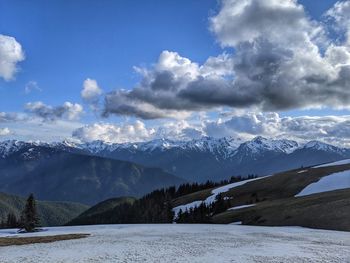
[0,0,220,111]
[1,0,350,145]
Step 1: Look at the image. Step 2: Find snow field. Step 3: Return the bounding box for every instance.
[0,224,349,263]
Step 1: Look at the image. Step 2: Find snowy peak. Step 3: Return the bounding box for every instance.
[237,136,299,155]
[1,137,348,161]
[303,140,344,153]
[75,136,243,157]
[0,140,51,159]
[136,138,180,152]
[0,140,25,158]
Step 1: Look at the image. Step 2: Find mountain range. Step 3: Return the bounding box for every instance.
[62,136,350,181]
[0,141,184,205]
[15,136,349,180]
[1,136,349,204]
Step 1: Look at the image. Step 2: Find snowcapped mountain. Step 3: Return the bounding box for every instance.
[1,136,350,182]
[0,140,52,159]
[302,140,346,154]
[234,136,299,155]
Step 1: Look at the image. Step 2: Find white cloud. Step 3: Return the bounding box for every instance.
[0,112,22,122]
[4,118,83,142]
[203,112,350,147]
[25,101,83,121]
[0,127,11,136]
[72,119,205,143]
[72,121,155,143]
[101,0,350,119]
[71,111,350,147]
[0,34,25,81]
[24,81,41,94]
[81,78,103,109]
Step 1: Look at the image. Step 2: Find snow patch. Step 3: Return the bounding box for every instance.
[172,201,203,219]
[172,175,271,219]
[229,204,256,210]
[313,159,350,168]
[229,221,242,225]
[295,170,350,197]
[297,170,308,174]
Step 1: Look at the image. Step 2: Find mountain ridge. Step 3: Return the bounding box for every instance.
[1,136,349,182]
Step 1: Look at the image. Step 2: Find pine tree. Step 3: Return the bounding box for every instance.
[0,217,5,229]
[19,193,40,232]
[6,213,18,228]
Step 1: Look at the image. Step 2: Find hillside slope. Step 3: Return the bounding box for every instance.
[172,159,350,231]
[68,159,350,231]
[0,144,185,205]
[69,197,136,225]
[0,192,88,226]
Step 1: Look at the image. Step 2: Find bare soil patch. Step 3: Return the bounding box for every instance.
[0,233,89,247]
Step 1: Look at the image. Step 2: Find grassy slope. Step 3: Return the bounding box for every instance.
[172,163,350,231]
[68,197,136,226]
[213,188,350,231]
[0,192,89,226]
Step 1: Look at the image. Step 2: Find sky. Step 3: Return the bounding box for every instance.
[1,0,350,146]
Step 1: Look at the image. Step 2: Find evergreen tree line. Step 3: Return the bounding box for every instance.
[0,212,19,229]
[0,194,40,232]
[70,188,174,225]
[70,175,258,225]
[170,174,258,199]
[175,193,231,223]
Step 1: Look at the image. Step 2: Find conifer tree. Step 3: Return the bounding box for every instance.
[19,193,40,232]
[6,213,18,228]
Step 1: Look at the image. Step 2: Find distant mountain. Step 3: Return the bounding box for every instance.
[0,192,88,226]
[1,137,350,182]
[61,136,350,181]
[0,142,185,205]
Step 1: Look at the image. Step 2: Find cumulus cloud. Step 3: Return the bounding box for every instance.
[0,34,25,81]
[154,120,204,140]
[24,81,41,94]
[0,127,11,136]
[72,119,204,143]
[25,101,83,121]
[203,112,350,147]
[72,121,155,143]
[103,50,234,119]
[71,111,350,147]
[326,0,350,35]
[0,112,21,122]
[81,78,103,110]
[101,0,350,119]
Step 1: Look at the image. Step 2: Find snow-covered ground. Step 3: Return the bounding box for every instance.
[313,159,350,168]
[296,170,350,197]
[229,204,256,210]
[173,176,271,218]
[0,224,349,263]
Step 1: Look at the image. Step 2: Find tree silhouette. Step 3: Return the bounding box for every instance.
[19,193,40,232]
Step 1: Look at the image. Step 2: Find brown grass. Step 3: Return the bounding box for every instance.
[0,233,90,247]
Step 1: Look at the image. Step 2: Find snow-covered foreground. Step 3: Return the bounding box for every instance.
[1,224,349,263]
